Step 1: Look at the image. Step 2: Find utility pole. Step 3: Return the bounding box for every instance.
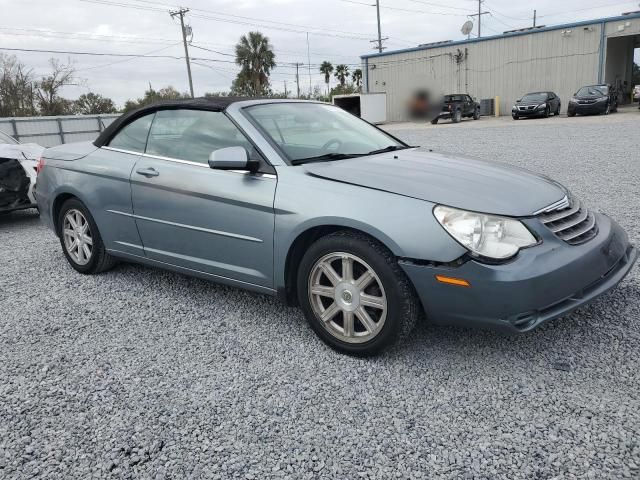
[170,7,194,98]
[375,0,382,53]
[295,63,301,98]
[306,33,312,97]
[369,0,388,52]
[284,80,288,97]
[533,9,537,27]
[468,0,489,38]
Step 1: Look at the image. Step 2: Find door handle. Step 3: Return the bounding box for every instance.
[136,167,159,178]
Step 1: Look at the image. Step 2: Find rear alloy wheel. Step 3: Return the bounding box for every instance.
[62,209,93,266]
[58,198,117,274]
[297,231,419,356]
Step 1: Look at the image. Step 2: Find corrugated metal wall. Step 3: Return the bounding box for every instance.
[364,16,640,122]
[0,114,119,146]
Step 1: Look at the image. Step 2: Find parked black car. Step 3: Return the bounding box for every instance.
[567,84,618,117]
[512,91,561,119]
[431,94,480,124]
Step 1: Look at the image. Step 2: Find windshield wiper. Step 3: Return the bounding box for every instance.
[365,145,410,155]
[291,153,361,165]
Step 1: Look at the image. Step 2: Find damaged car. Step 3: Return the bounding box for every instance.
[0,131,41,214]
[35,99,637,356]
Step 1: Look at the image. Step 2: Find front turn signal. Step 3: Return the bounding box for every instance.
[435,275,471,287]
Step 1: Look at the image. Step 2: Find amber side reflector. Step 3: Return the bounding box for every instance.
[435,275,471,287]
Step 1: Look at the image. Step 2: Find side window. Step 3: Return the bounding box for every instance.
[146,109,254,164]
[108,114,154,153]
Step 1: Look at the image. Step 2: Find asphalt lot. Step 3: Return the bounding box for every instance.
[1,107,639,479]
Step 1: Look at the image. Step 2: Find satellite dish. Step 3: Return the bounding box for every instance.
[461,20,474,36]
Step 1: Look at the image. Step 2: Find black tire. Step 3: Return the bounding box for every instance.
[604,103,610,115]
[555,104,561,116]
[512,114,519,120]
[452,109,462,123]
[544,106,550,118]
[431,118,439,125]
[57,198,117,274]
[567,111,576,117]
[296,230,420,356]
[473,108,480,120]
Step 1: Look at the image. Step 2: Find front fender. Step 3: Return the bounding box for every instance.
[273,167,467,290]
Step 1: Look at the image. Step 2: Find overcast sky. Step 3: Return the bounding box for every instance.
[1,0,639,107]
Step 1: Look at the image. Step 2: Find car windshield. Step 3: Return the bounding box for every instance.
[0,131,19,145]
[521,93,547,102]
[244,103,408,164]
[576,86,606,97]
[444,95,465,102]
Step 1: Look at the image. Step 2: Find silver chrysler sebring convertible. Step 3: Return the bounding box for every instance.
[35,98,637,355]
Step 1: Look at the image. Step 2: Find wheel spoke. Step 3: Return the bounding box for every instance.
[343,311,354,337]
[63,228,75,238]
[310,285,334,297]
[77,244,85,262]
[82,234,93,245]
[355,307,377,333]
[81,221,89,234]
[82,244,91,260]
[67,215,78,230]
[319,262,341,286]
[320,302,340,322]
[342,256,354,282]
[360,293,385,310]
[354,270,374,290]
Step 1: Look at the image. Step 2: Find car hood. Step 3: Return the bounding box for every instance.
[303,149,566,217]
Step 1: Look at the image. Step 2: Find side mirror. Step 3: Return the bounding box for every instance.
[208,146,257,172]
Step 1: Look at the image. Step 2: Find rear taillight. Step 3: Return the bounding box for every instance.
[448,104,452,111]
[36,157,46,175]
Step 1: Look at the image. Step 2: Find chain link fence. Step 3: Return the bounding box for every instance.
[0,114,120,147]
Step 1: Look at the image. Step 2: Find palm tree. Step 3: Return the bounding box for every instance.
[234,31,276,95]
[319,61,333,95]
[352,68,362,90]
[334,64,349,88]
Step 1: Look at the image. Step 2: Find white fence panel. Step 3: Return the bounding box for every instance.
[0,114,120,147]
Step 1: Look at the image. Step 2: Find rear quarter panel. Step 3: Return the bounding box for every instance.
[39,147,143,256]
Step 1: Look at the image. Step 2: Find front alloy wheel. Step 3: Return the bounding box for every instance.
[308,252,387,344]
[297,231,419,356]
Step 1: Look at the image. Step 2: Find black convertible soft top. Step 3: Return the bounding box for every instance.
[94,96,250,147]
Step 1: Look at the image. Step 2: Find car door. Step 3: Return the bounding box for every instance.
[130,108,277,290]
[464,95,474,115]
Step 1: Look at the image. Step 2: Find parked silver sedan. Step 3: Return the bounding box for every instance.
[35,98,637,355]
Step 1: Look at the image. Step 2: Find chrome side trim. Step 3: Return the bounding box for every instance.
[106,209,263,243]
[102,146,276,179]
[532,195,570,215]
[114,241,145,250]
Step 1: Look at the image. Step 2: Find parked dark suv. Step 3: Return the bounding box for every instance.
[512,91,561,119]
[568,84,618,116]
[432,94,480,124]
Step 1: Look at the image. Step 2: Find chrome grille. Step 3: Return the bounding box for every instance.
[538,197,598,245]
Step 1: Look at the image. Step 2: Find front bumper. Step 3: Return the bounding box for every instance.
[512,107,545,117]
[567,102,607,115]
[400,213,637,333]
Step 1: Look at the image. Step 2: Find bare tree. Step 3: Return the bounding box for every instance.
[35,59,77,116]
[0,54,36,117]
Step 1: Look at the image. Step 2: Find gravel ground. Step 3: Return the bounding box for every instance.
[1,109,639,479]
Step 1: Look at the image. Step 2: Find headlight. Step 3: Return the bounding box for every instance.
[595,96,608,102]
[569,98,577,104]
[433,205,537,260]
[537,103,547,109]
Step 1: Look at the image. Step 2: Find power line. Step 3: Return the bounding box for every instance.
[76,43,181,71]
[0,46,185,59]
[336,0,470,16]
